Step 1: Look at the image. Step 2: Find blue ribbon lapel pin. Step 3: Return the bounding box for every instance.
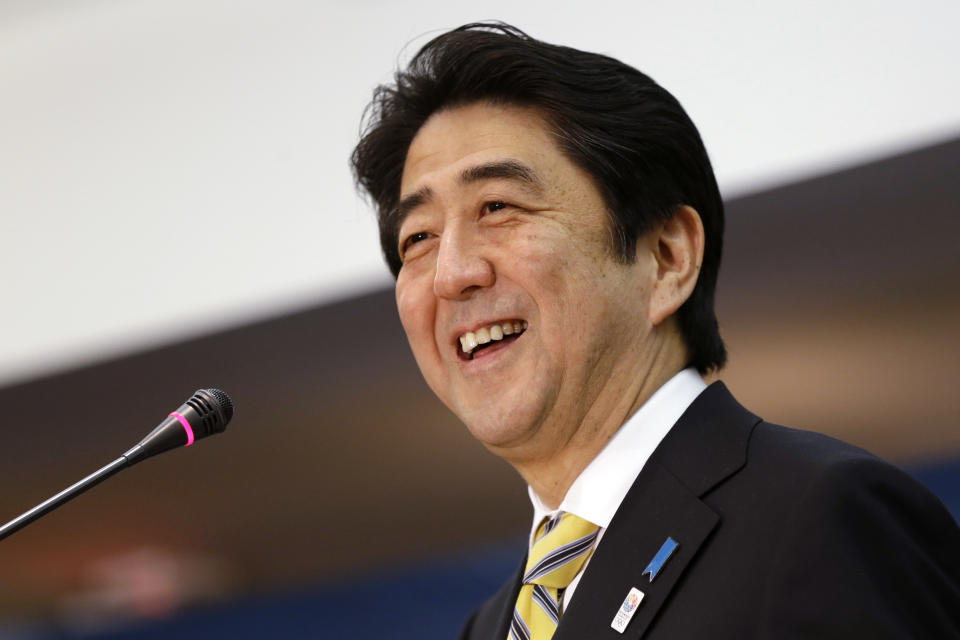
[642,537,679,582]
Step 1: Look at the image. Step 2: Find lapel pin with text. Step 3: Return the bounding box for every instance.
[610,587,645,633]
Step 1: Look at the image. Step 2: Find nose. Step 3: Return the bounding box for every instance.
[433,225,495,299]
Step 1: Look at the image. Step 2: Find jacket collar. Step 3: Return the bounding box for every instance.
[649,381,760,497]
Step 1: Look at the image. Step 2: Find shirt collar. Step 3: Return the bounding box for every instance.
[528,367,707,541]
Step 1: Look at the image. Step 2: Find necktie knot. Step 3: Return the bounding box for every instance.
[508,512,600,640]
[523,512,600,588]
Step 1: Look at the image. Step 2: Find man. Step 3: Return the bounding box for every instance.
[351,22,960,639]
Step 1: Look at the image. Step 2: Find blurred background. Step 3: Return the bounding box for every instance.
[1,1,958,638]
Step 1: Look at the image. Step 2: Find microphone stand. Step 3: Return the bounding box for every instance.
[0,388,232,542]
[0,455,131,541]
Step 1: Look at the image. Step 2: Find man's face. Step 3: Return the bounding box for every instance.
[395,102,658,455]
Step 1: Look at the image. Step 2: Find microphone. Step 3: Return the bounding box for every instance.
[123,388,234,464]
[0,388,234,542]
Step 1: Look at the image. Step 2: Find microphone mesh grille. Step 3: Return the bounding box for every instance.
[206,388,234,424]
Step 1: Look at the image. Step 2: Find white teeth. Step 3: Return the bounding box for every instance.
[459,321,526,355]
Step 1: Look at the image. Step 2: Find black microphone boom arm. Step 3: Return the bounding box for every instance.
[0,388,233,542]
[0,455,130,541]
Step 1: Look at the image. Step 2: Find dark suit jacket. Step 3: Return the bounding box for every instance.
[460,382,960,639]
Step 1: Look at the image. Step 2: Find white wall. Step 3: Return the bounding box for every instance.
[2,0,959,386]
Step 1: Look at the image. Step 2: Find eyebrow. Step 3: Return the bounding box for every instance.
[393,159,543,228]
[394,186,433,224]
[459,159,542,191]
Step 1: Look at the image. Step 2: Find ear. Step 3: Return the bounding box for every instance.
[647,205,705,327]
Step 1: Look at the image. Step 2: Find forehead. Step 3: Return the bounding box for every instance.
[400,102,562,199]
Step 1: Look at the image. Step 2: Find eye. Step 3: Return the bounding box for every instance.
[484,200,508,214]
[400,231,431,257]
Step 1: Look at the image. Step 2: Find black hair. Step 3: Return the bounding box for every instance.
[351,22,726,372]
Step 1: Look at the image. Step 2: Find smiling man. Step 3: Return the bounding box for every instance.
[351,22,960,640]
[394,102,699,506]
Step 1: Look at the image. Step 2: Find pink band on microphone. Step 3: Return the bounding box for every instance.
[169,412,195,446]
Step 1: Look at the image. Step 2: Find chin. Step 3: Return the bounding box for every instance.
[459,402,547,451]
[467,424,521,449]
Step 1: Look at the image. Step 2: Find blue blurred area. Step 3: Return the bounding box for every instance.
[908,460,960,525]
[6,459,958,640]
[8,541,524,640]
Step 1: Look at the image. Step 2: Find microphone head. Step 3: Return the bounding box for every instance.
[184,388,234,438]
[125,388,235,464]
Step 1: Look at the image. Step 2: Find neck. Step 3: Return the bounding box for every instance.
[506,334,689,509]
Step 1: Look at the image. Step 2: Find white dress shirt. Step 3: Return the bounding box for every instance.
[526,367,707,610]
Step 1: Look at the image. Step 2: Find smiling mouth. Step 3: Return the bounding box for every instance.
[457,320,527,361]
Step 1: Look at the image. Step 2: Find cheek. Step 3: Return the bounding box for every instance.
[395,278,454,404]
[505,230,569,280]
[395,277,436,354]
[509,232,599,311]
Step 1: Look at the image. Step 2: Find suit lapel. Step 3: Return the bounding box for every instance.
[555,461,718,639]
[555,382,761,639]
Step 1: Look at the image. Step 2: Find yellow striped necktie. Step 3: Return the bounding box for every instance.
[508,512,600,640]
